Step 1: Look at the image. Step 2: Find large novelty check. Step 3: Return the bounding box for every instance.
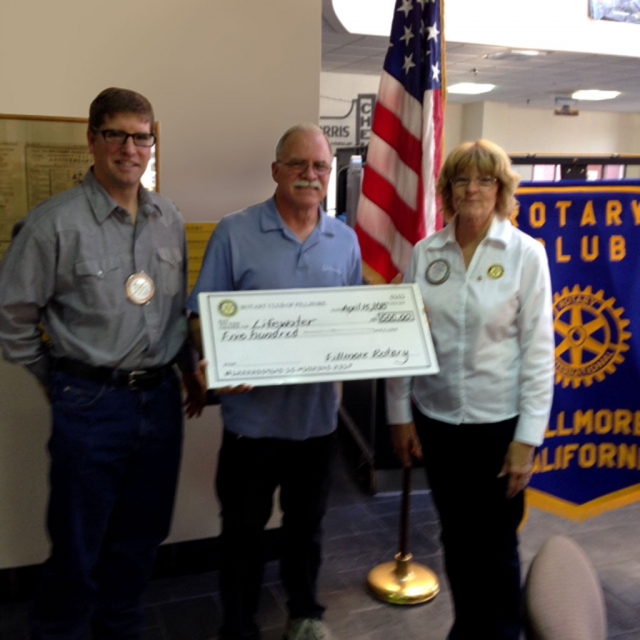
[198,284,439,387]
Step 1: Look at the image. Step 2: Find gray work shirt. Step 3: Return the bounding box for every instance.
[0,170,189,384]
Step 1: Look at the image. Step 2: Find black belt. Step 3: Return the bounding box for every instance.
[55,357,174,391]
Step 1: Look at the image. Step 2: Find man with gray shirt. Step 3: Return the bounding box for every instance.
[0,87,205,640]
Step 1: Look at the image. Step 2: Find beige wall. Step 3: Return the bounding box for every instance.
[477,102,640,155]
[0,0,322,569]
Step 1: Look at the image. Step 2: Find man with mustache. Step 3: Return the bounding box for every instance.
[188,123,362,640]
[0,88,205,640]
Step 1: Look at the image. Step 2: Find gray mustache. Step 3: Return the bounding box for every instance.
[293,180,322,190]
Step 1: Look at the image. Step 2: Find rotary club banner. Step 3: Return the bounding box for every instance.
[515,180,640,521]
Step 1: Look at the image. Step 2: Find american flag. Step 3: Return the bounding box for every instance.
[355,0,445,284]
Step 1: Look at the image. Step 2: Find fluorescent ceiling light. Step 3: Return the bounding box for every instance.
[512,49,543,56]
[448,83,495,95]
[485,49,546,60]
[327,0,394,36]
[571,89,620,101]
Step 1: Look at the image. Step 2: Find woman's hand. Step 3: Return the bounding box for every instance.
[499,441,535,499]
[390,422,423,468]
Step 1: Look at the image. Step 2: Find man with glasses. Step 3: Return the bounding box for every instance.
[0,87,205,639]
[188,123,362,640]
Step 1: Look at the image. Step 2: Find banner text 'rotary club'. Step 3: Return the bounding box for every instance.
[512,199,640,263]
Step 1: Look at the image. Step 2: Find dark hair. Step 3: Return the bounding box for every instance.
[88,87,154,131]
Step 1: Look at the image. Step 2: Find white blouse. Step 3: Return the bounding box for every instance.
[386,216,555,446]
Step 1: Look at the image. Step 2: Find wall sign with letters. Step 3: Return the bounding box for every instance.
[320,93,376,148]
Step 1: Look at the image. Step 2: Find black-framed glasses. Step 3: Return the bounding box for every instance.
[92,129,156,147]
[451,176,498,190]
[279,160,332,176]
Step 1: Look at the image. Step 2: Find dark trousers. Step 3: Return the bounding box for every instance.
[216,430,337,640]
[414,412,524,640]
[30,369,183,640]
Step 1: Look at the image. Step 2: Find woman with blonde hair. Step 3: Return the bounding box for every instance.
[387,140,555,639]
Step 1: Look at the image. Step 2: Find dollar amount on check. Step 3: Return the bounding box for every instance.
[198,284,439,387]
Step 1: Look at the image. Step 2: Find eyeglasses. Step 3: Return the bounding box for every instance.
[92,129,156,147]
[451,176,498,189]
[279,160,332,176]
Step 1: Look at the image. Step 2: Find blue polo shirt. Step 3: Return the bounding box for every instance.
[187,197,362,440]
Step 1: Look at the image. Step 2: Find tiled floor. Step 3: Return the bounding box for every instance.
[2,442,640,639]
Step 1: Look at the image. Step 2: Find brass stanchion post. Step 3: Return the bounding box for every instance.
[367,467,440,605]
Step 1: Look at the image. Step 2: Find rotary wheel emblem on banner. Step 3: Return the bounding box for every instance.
[553,285,632,388]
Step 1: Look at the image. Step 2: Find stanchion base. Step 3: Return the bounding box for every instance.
[367,553,440,605]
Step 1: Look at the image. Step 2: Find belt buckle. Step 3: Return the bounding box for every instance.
[127,370,147,390]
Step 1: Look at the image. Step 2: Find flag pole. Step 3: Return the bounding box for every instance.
[367,467,439,604]
[356,0,444,603]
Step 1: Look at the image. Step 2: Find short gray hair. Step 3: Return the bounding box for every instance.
[275,123,333,161]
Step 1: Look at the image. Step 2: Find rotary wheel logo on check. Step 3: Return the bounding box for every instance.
[218,300,238,317]
[553,285,631,388]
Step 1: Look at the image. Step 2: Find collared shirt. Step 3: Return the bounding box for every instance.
[386,216,554,446]
[187,197,363,440]
[0,170,190,383]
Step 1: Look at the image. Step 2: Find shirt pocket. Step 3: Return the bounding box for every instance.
[74,255,127,309]
[157,246,183,295]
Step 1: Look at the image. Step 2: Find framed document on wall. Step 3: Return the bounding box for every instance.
[0,114,160,259]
